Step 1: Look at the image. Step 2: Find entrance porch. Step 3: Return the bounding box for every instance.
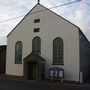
[23,53,45,81]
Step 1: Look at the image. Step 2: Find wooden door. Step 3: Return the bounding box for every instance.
[29,62,37,80]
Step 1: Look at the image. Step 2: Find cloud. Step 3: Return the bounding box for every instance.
[0,36,7,45]
[0,0,35,45]
[0,0,90,45]
[72,1,88,31]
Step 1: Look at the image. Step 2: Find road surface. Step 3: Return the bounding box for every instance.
[0,78,90,90]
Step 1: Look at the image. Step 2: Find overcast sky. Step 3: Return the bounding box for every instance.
[0,0,90,45]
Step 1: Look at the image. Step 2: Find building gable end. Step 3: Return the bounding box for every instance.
[7,3,80,37]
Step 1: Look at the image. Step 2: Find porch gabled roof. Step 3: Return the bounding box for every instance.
[23,52,45,63]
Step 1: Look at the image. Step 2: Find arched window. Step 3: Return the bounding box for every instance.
[32,36,41,54]
[53,37,64,65]
[15,41,23,64]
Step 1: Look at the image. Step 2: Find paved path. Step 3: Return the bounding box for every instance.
[0,78,90,90]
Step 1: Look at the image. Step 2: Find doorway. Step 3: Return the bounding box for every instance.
[23,53,45,81]
[28,62,37,80]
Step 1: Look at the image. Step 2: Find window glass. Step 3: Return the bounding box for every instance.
[34,19,40,23]
[15,41,22,64]
[32,36,41,54]
[53,37,63,65]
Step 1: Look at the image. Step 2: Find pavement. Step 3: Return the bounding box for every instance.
[0,78,90,90]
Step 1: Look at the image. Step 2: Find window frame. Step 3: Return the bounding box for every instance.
[32,36,41,54]
[53,37,64,65]
[34,28,40,33]
[15,41,23,64]
[34,19,40,23]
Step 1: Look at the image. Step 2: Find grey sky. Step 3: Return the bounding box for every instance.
[0,0,90,45]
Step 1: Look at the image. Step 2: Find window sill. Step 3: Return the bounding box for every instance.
[52,63,64,65]
[15,62,22,64]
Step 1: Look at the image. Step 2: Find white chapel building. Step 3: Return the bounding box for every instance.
[6,3,90,82]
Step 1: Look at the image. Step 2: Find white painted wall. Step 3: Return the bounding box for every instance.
[6,4,80,81]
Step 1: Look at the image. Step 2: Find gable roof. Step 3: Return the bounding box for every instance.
[7,3,38,37]
[7,3,80,37]
[7,3,89,44]
[23,52,45,62]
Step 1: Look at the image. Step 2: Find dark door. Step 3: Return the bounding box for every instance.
[28,62,37,80]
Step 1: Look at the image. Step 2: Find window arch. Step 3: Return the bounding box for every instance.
[15,41,23,64]
[32,36,41,54]
[53,37,64,65]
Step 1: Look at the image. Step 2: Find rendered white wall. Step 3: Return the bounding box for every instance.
[6,4,80,81]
